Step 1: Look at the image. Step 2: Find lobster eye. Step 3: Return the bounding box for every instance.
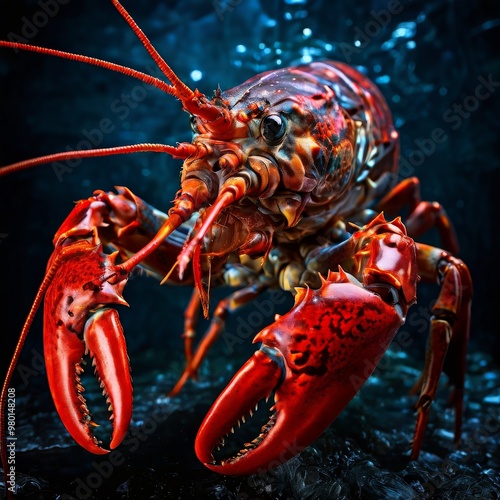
[190,115,199,134]
[261,113,287,145]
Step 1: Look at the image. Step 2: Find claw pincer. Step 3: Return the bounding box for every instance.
[196,217,418,473]
[44,241,132,453]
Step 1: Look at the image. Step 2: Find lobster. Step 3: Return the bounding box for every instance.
[0,0,472,485]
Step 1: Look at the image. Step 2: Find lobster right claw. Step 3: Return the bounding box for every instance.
[195,217,418,474]
[195,272,406,474]
[43,241,133,454]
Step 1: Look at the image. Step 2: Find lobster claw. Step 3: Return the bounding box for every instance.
[195,270,405,474]
[44,241,132,454]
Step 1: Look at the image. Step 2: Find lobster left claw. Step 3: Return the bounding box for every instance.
[196,212,420,475]
[44,241,133,454]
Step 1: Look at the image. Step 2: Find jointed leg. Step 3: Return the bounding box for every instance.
[410,243,472,458]
[182,289,202,366]
[376,177,459,254]
[169,277,272,396]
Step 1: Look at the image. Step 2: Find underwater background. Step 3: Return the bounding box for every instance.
[0,0,499,498]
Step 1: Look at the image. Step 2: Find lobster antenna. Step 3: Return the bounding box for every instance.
[111,0,194,99]
[0,253,67,497]
[0,1,194,100]
[0,41,178,97]
[0,0,222,178]
[0,143,199,177]
[112,0,232,127]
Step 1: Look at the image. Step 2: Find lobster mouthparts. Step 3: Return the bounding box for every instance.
[196,271,404,474]
[44,243,132,453]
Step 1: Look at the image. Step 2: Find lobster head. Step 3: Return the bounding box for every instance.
[167,62,383,304]
[167,60,398,291]
[174,61,361,226]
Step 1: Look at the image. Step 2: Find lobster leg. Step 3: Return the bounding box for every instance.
[169,276,272,396]
[376,177,459,253]
[409,243,472,458]
[376,181,471,454]
[182,289,203,367]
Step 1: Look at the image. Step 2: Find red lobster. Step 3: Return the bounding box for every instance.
[1,0,472,480]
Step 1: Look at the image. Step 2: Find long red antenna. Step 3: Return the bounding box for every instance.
[0,143,200,177]
[0,2,207,495]
[110,0,194,99]
[111,0,231,124]
[0,0,219,178]
[0,0,196,100]
[0,252,68,498]
[0,41,177,96]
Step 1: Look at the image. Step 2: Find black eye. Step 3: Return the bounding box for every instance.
[261,113,286,144]
[190,115,198,134]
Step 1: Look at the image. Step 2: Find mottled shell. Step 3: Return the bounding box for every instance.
[222,61,399,220]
